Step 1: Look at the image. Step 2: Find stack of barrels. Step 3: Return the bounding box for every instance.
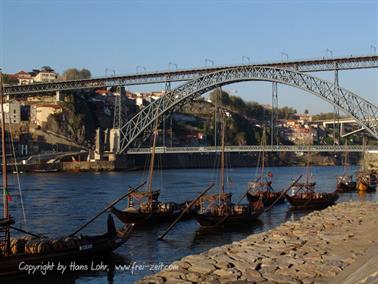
[9,236,83,255]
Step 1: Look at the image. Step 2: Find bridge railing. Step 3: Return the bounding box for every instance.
[126,145,378,154]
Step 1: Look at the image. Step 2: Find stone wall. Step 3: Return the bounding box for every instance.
[62,161,116,172]
[364,151,378,170]
[137,201,378,284]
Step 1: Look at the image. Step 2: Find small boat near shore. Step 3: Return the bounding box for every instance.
[356,171,377,192]
[355,138,377,193]
[336,175,356,192]
[285,190,339,209]
[111,123,195,226]
[246,128,284,207]
[110,190,193,226]
[0,216,133,277]
[193,107,264,227]
[336,141,356,193]
[285,151,338,209]
[0,71,133,277]
[247,180,285,206]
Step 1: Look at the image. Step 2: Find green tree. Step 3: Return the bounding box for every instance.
[61,68,91,80]
[278,106,297,119]
[304,109,309,114]
[234,132,247,145]
[313,112,343,120]
[209,89,231,106]
[229,95,246,113]
[2,74,18,85]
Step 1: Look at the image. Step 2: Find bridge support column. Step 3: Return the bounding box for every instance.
[364,150,378,170]
[55,90,65,102]
[108,128,120,161]
[94,128,104,160]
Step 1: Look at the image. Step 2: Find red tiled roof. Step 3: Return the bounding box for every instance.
[36,104,62,110]
[16,71,28,75]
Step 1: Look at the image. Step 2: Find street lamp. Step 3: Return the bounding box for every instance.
[370,45,377,54]
[205,58,214,66]
[326,48,333,58]
[105,68,116,76]
[168,62,178,70]
[281,52,289,61]
[136,65,147,73]
[242,56,251,64]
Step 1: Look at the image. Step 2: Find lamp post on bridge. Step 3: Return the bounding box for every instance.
[105,68,116,77]
[242,56,251,64]
[281,52,289,61]
[205,58,214,67]
[168,62,178,70]
[326,48,333,58]
[136,66,147,73]
[371,45,377,54]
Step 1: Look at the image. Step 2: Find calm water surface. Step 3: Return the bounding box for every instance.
[2,166,377,284]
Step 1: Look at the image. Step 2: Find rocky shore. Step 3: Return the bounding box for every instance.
[137,201,378,284]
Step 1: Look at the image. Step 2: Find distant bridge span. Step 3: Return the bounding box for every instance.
[127,145,378,154]
[4,54,378,96]
[118,66,378,153]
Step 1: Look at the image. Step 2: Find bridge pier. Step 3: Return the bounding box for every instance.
[94,128,104,160]
[364,150,378,170]
[55,90,65,101]
[108,128,120,161]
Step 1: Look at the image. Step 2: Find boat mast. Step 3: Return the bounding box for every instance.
[147,127,158,209]
[0,70,10,256]
[220,110,225,202]
[343,140,349,175]
[305,147,311,186]
[0,71,9,219]
[260,127,266,180]
[362,136,366,172]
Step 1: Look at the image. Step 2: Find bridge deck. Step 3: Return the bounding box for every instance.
[4,54,378,95]
[126,145,378,154]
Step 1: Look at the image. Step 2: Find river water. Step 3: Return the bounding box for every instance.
[3,165,377,283]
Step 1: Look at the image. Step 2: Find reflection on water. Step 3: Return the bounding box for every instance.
[1,166,376,283]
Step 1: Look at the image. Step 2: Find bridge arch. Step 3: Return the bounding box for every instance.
[119,66,378,153]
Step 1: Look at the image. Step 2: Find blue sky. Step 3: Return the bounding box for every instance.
[1,0,377,113]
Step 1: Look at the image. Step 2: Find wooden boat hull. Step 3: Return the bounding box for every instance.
[246,192,285,206]
[356,180,377,192]
[110,205,194,226]
[336,181,356,192]
[0,216,132,277]
[285,192,339,210]
[193,207,264,227]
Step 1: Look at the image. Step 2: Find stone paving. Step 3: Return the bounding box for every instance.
[136,201,378,284]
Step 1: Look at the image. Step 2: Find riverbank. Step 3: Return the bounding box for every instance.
[7,151,364,172]
[137,201,378,284]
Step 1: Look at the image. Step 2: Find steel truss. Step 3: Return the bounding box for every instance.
[4,55,378,96]
[118,66,378,154]
[127,145,378,154]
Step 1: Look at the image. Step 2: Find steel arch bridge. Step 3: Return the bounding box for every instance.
[118,66,378,154]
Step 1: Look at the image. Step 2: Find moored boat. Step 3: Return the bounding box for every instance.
[193,194,264,227]
[111,190,193,226]
[356,171,377,192]
[0,71,133,277]
[246,128,284,207]
[193,106,264,227]
[285,190,339,209]
[336,175,356,192]
[336,141,356,193]
[0,215,133,277]
[285,151,338,209]
[111,123,195,226]
[247,181,285,206]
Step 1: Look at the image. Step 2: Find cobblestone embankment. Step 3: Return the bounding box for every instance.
[137,201,378,284]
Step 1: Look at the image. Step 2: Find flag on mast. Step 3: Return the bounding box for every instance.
[4,188,12,202]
